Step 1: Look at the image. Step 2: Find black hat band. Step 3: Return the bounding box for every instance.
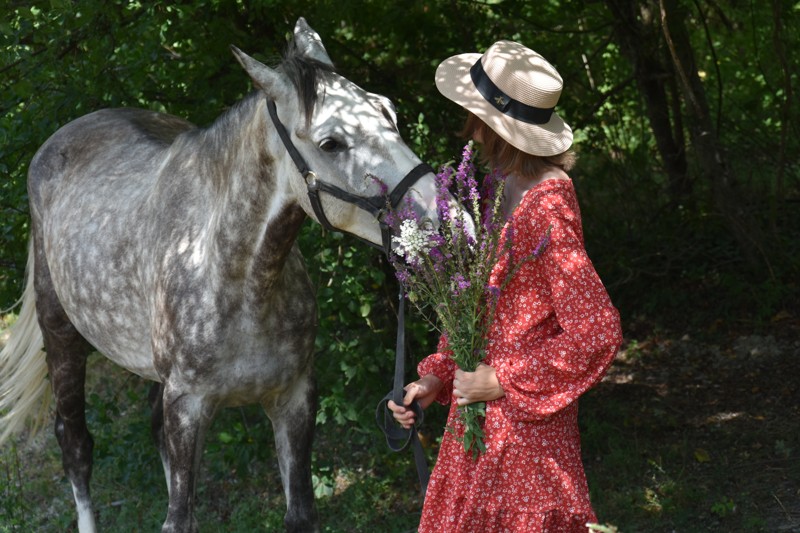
[470,59,555,125]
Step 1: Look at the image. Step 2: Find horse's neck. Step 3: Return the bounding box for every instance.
[192,94,307,291]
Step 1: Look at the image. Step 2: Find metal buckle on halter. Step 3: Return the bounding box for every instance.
[304,171,319,191]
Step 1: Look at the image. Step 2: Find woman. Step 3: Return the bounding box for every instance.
[389,40,623,532]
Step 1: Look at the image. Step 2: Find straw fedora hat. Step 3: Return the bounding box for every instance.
[435,40,572,157]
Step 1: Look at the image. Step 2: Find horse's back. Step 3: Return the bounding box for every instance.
[28,108,195,204]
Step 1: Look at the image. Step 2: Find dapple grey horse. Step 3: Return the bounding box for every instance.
[0,18,461,532]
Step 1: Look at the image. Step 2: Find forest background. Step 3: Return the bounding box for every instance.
[1,1,798,532]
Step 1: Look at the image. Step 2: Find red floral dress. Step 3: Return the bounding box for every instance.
[417,178,622,532]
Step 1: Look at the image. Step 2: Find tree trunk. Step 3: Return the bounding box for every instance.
[604,0,691,202]
[658,0,770,274]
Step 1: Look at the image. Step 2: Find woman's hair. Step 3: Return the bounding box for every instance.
[459,112,576,175]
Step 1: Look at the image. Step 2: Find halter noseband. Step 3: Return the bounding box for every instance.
[266,99,432,254]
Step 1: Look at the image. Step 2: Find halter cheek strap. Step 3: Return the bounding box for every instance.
[266,99,432,254]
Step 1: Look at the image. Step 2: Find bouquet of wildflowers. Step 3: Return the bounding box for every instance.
[388,142,551,458]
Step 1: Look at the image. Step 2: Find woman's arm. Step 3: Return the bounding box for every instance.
[493,195,623,421]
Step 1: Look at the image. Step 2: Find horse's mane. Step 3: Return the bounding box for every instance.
[279,37,336,122]
[200,38,337,153]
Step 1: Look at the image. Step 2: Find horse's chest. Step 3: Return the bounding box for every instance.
[156,267,317,405]
[210,325,314,406]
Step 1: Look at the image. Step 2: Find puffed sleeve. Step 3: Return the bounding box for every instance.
[492,190,623,421]
[417,335,456,405]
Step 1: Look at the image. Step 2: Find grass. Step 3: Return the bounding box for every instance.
[0,354,425,532]
[2,323,798,532]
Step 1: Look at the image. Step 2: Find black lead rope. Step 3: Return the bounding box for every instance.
[266,98,430,497]
[375,287,430,497]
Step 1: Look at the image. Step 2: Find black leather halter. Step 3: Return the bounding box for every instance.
[267,98,431,496]
[266,99,432,254]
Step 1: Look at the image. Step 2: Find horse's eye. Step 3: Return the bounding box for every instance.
[319,138,341,153]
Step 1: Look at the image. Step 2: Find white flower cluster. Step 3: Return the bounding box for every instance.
[392,219,434,263]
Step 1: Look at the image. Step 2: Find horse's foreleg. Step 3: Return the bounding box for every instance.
[159,381,215,533]
[264,372,319,533]
[149,382,170,496]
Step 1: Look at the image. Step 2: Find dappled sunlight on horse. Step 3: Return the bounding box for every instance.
[0,17,469,533]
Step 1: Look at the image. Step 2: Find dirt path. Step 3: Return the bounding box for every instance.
[587,321,800,531]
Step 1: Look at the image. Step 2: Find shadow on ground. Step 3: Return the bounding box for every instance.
[582,319,800,532]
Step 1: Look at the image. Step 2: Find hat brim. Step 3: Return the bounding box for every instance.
[435,53,573,157]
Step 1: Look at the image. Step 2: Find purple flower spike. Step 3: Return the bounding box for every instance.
[450,272,471,297]
[383,142,547,460]
[533,227,552,257]
[370,174,390,196]
[436,165,455,225]
[485,285,501,302]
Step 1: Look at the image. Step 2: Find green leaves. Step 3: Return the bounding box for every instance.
[1,0,797,460]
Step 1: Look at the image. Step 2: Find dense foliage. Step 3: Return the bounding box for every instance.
[3,0,797,316]
[1,2,798,528]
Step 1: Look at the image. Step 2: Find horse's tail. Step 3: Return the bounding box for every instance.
[0,241,50,446]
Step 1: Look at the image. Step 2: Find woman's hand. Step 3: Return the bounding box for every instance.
[453,363,505,406]
[387,374,443,429]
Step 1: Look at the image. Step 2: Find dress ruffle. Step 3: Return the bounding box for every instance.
[450,509,594,533]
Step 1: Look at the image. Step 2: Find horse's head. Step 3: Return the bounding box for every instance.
[232,18,471,249]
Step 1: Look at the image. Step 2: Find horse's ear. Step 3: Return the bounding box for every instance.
[230,46,288,98]
[293,17,334,67]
